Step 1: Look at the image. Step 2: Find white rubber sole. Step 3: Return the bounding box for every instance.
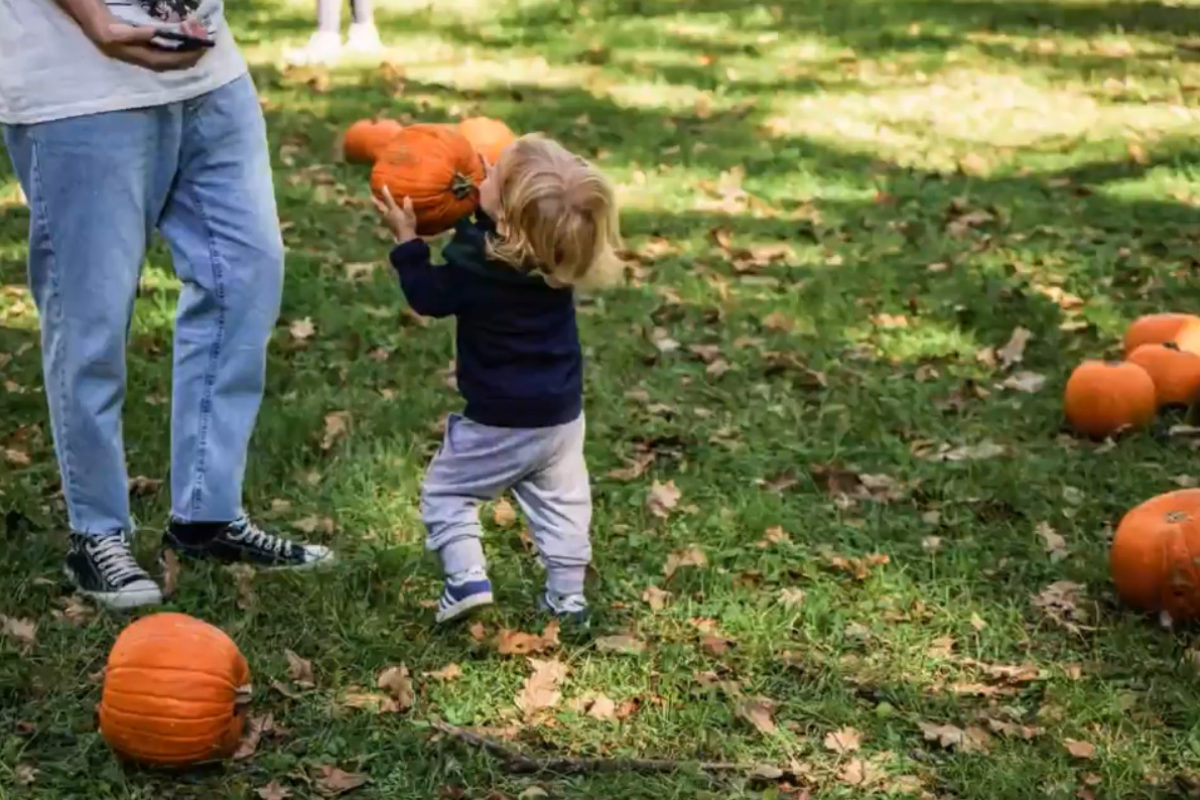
[435,591,494,624]
[66,568,163,610]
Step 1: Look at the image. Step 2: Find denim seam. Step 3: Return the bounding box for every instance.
[27,137,81,530]
[179,177,227,520]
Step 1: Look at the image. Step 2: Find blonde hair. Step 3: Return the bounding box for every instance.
[486,135,623,289]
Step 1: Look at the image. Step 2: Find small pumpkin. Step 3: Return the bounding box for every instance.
[1126,342,1200,408]
[457,116,517,166]
[1111,489,1200,623]
[1123,312,1200,357]
[1062,360,1156,438]
[342,118,404,164]
[370,124,484,236]
[98,613,251,766]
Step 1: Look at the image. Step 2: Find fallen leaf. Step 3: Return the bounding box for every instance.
[838,757,885,788]
[1036,521,1069,562]
[293,515,336,535]
[927,440,1005,462]
[595,634,647,655]
[285,650,315,688]
[763,311,794,332]
[0,615,36,647]
[737,696,778,734]
[607,447,656,481]
[377,665,415,711]
[1032,581,1091,632]
[519,788,550,799]
[756,525,790,548]
[14,763,37,786]
[969,612,987,631]
[1065,738,1097,759]
[700,633,735,656]
[321,411,350,450]
[128,475,163,496]
[918,720,991,753]
[314,765,369,797]
[647,480,682,518]
[289,317,316,342]
[469,621,487,642]
[663,545,707,578]
[642,585,672,611]
[4,447,30,467]
[496,620,560,656]
[778,587,806,609]
[1128,142,1149,165]
[343,262,376,281]
[871,312,908,329]
[256,781,293,800]
[983,716,1043,740]
[822,550,890,580]
[423,663,463,682]
[492,498,517,528]
[51,595,94,625]
[996,327,1032,368]
[234,713,275,759]
[340,690,400,714]
[270,680,302,699]
[824,726,862,754]
[515,657,569,717]
[922,536,944,552]
[1001,371,1046,393]
[226,564,256,610]
[568,692,618,722]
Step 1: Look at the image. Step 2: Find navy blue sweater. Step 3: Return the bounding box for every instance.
[389,212,582,429]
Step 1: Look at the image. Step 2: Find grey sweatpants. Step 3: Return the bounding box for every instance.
[421,413,592,595]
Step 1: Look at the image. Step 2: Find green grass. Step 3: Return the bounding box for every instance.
[6,0,1200,797]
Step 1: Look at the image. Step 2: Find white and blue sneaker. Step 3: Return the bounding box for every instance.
[436,566,494,623]
[539,590,590,626]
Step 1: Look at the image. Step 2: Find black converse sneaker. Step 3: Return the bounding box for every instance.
[65,533,163,610]
[162,516,333,569]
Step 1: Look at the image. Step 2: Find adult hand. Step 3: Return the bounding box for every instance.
[91,21,207,72]
[373,187,420,244]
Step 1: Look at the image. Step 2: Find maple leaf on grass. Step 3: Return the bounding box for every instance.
[492,497,517,527]
[496,620,560,656]
[423,663,463,682]
[377,664,415,711]
[595,634,648,655]
[234,713,282,760]
[285,649,315,688]
[1035,521,1068,562]
[647,479,682,518]
[515,657,569,717]
[824,726,862,754]
[0,615,36,648]
[568,692,618,722]
[314,765,370,797]
[918,721,991,753]
[663,545,707,579]
[289,317,316,342]
[256,781,292,800]
[1032,580,1093,633]
[642,585,672,611]
[737,696,778,735]
[321,411,351,450]
[1064,738,1097,759]
[996,326,1032,368]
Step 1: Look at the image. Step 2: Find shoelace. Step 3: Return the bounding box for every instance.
[87,536,147,585]
[227,519,293,558]
[447,566,489,585]
[549,592,588,614]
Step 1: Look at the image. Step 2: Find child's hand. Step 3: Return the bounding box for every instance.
[373,186,419,244]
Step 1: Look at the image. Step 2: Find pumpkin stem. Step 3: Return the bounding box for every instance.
[235,684,253,706]
[449,171,477,201]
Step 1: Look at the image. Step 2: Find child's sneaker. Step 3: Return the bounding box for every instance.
[540,590,590,626]
[285,30,342,66]
[436,566,494,623]
[345,22,383,55]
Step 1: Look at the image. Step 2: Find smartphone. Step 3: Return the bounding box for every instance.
[152,28,216,50]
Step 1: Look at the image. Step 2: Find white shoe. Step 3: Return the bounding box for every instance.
[285,31,343,66]
[345,22,383,55]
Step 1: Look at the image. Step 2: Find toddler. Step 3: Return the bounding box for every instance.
[373,134,621,623]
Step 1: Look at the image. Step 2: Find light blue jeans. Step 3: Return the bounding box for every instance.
[422,413,593,595]
[2,75,283,537]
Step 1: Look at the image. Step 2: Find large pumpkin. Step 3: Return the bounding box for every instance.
[1123,313,1200,357]
[98,613,251,766]
[1111,489,1200,623]
[370,124,484,236]
[1063,360,1156,439]
[342,118,404,164]
[457,116,516,166]
[1126,343,1200,408]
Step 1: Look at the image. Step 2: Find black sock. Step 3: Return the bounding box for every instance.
[169,520,232,546]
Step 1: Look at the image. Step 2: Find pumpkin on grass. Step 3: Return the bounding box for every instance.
[98,613,251,766]
[342,118,404,164]
[370,124,484,235]
[1126,343,1200,408]
[1062,360,1156,439]
[1111,489,1200,624]
[457,116,516,166]
[1123,312,1200,357]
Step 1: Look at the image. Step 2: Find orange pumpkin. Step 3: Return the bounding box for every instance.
[98,613,251,766]
[457,116,517,166]
[1126,343,1200,408]
[1111,489,1200,623]
[370,124,484,236]
[1062,360,1156,438]
[1171,317,1200,356]
[342,118,404,164]
[1123,313,1200,357]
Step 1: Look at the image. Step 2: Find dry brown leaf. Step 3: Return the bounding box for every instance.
[647,480,682,518]
[344,262,377,281]
[871,312,908,329]
[289,317,316,342]
[997,327,1032,368]
[737,696,778,734]
[52,595,94,625]
[778,587,806,609]
[700,633,735,656]
[838,757,885,788]
[569,692,618,722]
[607,448,656,482]
[918,721,991,753]
[234,713,274,759]
[927,440,1005,462]
[14,763,37,786]
[1001,371,1046,393]
[0,615,36,647]
[468,621,487,642]
[321,411,350,450]
[377,665,415,711]
[226,564,256,611]
[285,650,315,688]
[1032,580,1091,632]
[293,515,336,535]
[983,716,1043,740]
[762,311,794,332]
[595,634,647,655]
[340,690,400,714]
[128,475,163,496]
[422,663,463,682]
[515,657,569,717]
[1035,521,1068,562]
[496,620,560,657]
[256,781,293,800]
[492,498,517,528]
[822,550,889,581]
[642,585,672,611]
[314,765,370,797]
[663,545,707,579]
[969,612,987,631]
[824,726,862,754]
[3,447,30,467]
[1065,738,1097,759]
[756,525,790,548]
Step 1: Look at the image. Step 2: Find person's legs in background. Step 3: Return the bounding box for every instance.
[346,0,381,54]
[288,0,382,65]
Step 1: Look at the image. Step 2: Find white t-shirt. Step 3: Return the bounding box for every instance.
[0,0,247,125]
